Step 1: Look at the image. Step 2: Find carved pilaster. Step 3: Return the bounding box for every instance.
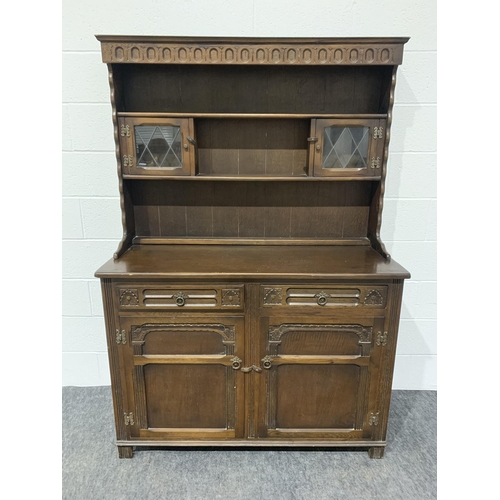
[374,280,405,442]
[101,278,127,442]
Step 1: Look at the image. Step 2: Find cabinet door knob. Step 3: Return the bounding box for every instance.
[261,355,274,369]
[231,357,242,370]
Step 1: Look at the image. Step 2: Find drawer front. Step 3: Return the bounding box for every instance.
[260,285,387,309]
[116,284,244,310]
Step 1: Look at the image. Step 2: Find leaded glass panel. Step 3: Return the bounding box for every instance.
[135,125,182,168]
[322,126,369,169]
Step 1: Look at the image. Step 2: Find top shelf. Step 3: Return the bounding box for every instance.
[96,35,410,44]
[118,112,388,120]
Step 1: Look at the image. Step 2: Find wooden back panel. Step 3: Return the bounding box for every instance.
[115,64,393,114]
[129,180,373,241]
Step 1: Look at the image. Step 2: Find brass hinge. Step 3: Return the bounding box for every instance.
[116,329,127,344]
[369,412,379,426]
[371,157,381,169]
[120,124,130,137]
[123,155,133,167]
[376,331,388,347]
[124,412,134,426]
[373,127,384,139]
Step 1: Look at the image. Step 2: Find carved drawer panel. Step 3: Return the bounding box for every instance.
[117,284,244,310]
[260,285,387,308]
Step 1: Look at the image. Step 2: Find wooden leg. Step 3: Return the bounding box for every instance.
[368,446,385,459]
[118,446,133,459]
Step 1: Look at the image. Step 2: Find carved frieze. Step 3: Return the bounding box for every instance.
[100,41,403,65]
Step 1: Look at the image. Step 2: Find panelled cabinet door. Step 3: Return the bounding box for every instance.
[118,117,196,176]
[257,314,385,440]
[311,119,385,177]
[119,315,245,440]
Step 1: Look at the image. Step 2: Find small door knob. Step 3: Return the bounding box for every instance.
[231,357,242,370]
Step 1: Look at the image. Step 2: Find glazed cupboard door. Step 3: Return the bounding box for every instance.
[118,117,196,176]
[311,119,385,177]
[119,315,245,440]
[257,314,385,440]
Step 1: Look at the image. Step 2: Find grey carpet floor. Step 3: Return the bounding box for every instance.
[62,387,436,500]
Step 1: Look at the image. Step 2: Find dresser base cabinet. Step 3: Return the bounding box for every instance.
[98,273,406,459]
[94,36,411,459]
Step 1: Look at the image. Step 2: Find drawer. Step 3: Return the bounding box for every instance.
[116,284,244,310]
[260,285,387,308]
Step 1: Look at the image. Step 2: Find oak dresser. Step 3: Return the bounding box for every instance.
[95,36,411,459]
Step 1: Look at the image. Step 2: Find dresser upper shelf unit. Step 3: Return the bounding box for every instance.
[99,36,408,259]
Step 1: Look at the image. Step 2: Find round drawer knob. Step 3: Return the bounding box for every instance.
[315,291,330,306]
[174,292,188,307]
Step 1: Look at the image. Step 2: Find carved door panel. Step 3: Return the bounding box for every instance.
[257,314,386,440]
[119,315,245,440]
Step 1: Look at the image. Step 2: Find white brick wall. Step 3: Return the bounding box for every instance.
[62,0,437,389]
